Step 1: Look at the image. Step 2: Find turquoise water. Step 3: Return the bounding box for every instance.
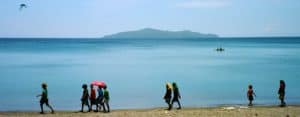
[0,38,300,111]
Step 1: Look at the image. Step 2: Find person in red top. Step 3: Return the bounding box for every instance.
[90,84,98,111]
[247,85,256,106]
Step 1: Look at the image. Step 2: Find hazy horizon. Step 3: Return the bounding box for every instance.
[1,0,300,38]
[0,28,300,39]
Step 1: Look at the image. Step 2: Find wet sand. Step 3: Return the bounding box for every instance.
[1,106,299,117]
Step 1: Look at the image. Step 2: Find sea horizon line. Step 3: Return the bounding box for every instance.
[0,36,300,40]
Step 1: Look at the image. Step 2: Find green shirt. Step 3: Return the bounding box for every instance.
[103,89,110,100]
[82,89,89,99]
[42,88,48,100]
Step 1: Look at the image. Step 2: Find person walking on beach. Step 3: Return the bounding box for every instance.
[81,84,91,112]
[247,85,256,106]
[163,83,172,110]
[171,82,181,109]
[103,85,110,112]
[36,83,55,114]
[97,86,104,112]
[278,80,286,107]
[90,84,98,112]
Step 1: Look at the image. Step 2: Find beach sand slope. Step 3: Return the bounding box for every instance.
[1,106,299,117]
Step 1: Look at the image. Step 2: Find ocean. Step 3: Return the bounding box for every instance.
[0,38,300,111]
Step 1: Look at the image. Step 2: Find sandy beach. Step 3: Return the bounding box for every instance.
[1,106,299,117]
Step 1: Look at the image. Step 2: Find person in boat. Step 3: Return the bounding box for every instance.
[19,4,27,10]
[216,48,224,51]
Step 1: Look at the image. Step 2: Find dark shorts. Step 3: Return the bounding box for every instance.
[90,98,97,105]
[279,94,285,100]
[103,98,109,103]
[248,96,254,101]
[172,98,179,102]
[81,98,89,105]
[165,98,171,104]
[40,98,49,105]
[97,97,104,104]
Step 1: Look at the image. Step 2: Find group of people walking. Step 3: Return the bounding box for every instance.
[36,80,287,114]
[36,83,110,114]
[247,80,286,107]
[80,84,110,113]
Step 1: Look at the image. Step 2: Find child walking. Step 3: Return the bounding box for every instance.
[247,85,256,106]
[90,84,98,112]
[36,83,55,114]
[81,84,91,112]
[103,86,110,112]
[97,86,104,111]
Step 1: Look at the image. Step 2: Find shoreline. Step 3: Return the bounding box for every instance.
[1,105,300,117]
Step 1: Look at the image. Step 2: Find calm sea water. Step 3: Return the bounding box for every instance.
[0,38,300,111]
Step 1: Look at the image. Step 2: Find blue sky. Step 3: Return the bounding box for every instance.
[0,0,299,37]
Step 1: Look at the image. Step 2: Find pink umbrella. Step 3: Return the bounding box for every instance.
[91,81,106,87]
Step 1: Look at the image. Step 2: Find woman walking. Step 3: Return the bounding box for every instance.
[171,82,181,109]
[163,83,172,110]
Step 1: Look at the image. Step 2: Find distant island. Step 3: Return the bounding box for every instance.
[102,28,218,39]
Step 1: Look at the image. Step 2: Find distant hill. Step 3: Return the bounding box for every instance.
[102,28,218,39]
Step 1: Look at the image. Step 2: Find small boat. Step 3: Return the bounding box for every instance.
[215,38,225,52]
[216,47,225,52]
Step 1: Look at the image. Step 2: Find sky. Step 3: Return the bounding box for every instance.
[0,0,300,37]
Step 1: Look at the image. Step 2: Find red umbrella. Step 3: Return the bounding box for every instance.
[91,81,106,87]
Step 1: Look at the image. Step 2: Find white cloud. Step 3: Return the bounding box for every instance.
[175,0,231,8]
